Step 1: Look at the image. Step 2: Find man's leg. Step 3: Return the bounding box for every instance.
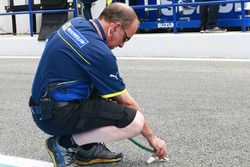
[199,1,208,32]
[43,99,143,166]
[205,3,227,32]
[83,3,93,20]
[72,111,144,166]
[73,111,144,145]
[207,4,219,29]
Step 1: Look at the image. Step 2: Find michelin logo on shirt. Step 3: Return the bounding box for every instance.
[62,22,89,48]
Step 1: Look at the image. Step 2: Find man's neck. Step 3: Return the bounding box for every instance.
[98,19,109,40]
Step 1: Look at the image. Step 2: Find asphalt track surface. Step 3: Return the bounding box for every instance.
[0,58,250,167]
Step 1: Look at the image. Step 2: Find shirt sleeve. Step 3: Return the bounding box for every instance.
[86,57,126,99]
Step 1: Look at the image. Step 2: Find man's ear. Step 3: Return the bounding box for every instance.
[110,22,121,32]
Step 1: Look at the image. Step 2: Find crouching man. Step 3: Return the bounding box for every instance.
[29,2,167,166]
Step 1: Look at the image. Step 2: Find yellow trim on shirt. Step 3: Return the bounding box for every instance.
[101,89,127,99]
[107,0,113,6]
[57,80,78,86]
[57,31,91,65]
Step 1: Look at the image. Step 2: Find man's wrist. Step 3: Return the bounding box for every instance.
[145,133,156,142]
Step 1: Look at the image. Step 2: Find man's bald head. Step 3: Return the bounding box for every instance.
[98,3,138,28]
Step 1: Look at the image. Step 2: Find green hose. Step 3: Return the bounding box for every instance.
[129,138,154,153]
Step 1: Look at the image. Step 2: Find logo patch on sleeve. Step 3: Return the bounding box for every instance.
[109,72,119,80]
[63,23,89,48]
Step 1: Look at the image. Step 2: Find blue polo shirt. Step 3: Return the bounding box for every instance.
[31,17,126,105]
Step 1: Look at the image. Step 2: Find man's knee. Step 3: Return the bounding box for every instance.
[125,111,144,135]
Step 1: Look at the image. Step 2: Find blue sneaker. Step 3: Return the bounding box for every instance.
[45,136,76,167]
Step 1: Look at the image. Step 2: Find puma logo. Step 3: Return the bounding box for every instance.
[109,74,118,80]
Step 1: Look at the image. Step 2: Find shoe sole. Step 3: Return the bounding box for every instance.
[205,30,227,33]
[45,138,58,167]
[75,157,122,166]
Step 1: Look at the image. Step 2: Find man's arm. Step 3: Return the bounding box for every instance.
[113,91,168,158]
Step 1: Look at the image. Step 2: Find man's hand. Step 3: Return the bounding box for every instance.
[148,135,168,159]
[113,91,168,158]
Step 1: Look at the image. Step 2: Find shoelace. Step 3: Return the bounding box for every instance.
[63,148,76,165]
[99,143,111,152]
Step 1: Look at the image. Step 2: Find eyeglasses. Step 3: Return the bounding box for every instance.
[120,25,131,42]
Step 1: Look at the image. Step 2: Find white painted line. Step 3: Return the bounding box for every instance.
[117,57,250,62]
[0,154,53,167]
[0,56,40,59]
[1,56,250,62]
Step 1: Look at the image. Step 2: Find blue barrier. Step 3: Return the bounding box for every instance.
[0,0,78,36]
[1,0,249,35]
[130,0,250,33]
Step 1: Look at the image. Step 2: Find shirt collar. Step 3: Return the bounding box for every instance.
[93,19,107,42]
